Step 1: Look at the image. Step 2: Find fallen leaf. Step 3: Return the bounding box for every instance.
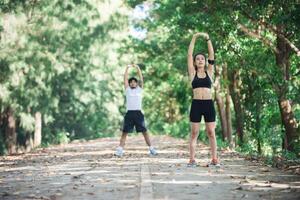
[230,175,246,179]
[235,186,243,190]
[261,168,271,172]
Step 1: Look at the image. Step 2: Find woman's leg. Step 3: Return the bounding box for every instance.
[189,122,200,162]
[205,122,217,161]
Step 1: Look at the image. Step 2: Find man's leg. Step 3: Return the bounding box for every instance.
[142,132,151,147]
[136,111,157,155]
[115,132,128,157]
[115,112,133,157]
[142,132,157,155]
[119,132,128,148]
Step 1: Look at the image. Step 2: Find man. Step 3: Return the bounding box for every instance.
[115,64,157,157]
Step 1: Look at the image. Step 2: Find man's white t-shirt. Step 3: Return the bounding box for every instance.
[126,86,142,111]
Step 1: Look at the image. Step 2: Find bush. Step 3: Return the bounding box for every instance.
[55,131,70,144]
[162,119,190,139]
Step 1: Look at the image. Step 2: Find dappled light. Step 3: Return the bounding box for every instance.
[0,0,300,199]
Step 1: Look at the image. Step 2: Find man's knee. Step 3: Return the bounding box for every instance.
[142,131,148,135]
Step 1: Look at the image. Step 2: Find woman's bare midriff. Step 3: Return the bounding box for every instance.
[193,88,212,100]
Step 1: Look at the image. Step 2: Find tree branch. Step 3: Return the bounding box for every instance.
[279,35,300,56]
[238,23,279,54]
[241,11,300,56]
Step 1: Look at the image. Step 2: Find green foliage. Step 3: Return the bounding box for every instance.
[216,137,229,150]
[236,142,257,155]
[55,131,70,145]
[0,0,130,154]
[281,150,298,161]
[163,118,190,139]
[0,0,299,159]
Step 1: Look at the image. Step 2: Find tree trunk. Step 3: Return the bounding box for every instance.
[4,107,17,154]
[214,65,228,141]
[229,69,244,145]
[223,64,233,147]
[34,112,42,147]
[282,132,288,150]
[225,92,233,147]
[25,131,34,152]
[275,34,299,152]
[255,96,262,154]
[278,99,299,151]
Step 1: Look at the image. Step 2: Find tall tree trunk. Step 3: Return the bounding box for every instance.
[275,34,299,152]
[278,99,299,151]
[223,64,233,147]
[229,69,244,145]
[34,112,42,147]
[214,65,228,141]
[255,96,262,155]
[225,92,233,147]
[4,107,17,154]
[25,131,33,152]
[282,131,288,150]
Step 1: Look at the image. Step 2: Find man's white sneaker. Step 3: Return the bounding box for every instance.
[115,146,124,157]
[149,146,158,155]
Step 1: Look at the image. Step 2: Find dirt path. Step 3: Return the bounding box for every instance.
[0,135,299,200]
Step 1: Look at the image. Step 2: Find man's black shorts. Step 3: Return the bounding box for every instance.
[122,110,147,133]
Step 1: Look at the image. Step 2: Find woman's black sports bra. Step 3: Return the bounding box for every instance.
[192,71,212,89]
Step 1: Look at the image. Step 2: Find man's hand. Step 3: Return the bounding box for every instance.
[133,64,140,68]
[127,64,139,68]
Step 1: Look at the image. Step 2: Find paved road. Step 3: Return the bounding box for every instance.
[0,135,299,200]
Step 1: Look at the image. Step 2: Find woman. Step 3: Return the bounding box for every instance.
[187,32,219,167]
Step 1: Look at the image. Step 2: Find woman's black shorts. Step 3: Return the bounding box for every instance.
[189,99,216,123]
[122,110,147,133]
